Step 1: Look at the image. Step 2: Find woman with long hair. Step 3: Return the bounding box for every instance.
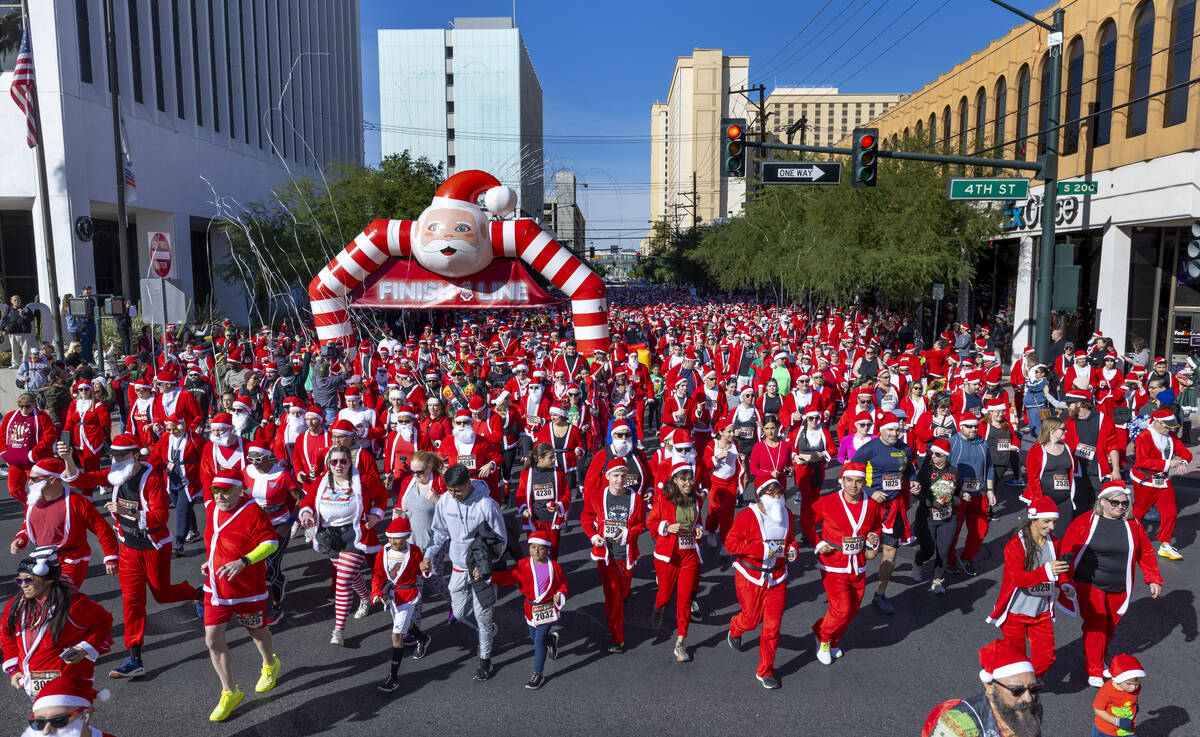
[419,397,453,453]
[787,410,835,543]
[648,464,705,662]
[1023,417,1076,522]
[983,399,1023,487]
[749,416,791,493]
[298,445,387,646]
[535,403,585,493]
[517,442,571,559]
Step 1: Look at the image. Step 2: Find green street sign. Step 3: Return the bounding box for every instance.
[947,178,1029,200]
[1058,180,1098,196]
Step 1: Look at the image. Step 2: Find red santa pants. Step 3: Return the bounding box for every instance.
[704,476,739,544]
[792,463,824,542]
[595,559,632,644]
[6,464,29,505]
[1077,582,1126,678]
[525,521,562,560]
[999,611,1056,676]
[947,495,990,564]
[119,543,197,648]
[633,399,647,441]
[813,570,865,647]
[693,430,713,458]
[729,576,786,676]
[60,559,90,589]
[1132,481,1176,544]
[654,556,700,637]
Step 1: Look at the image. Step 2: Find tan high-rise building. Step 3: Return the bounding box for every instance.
[644,49,749,254]
[766,88,909,147]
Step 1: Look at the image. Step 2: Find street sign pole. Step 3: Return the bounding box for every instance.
[1034,9,1064,361]
[159,277,167,357]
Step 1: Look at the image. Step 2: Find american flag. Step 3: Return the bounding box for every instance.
[10,18,37,148]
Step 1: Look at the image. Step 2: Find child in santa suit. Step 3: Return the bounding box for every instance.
[724,478,801,689]
[580,457,646,653]
[491,535,567,690]
[370,517,432,694]
[803,461,883,665]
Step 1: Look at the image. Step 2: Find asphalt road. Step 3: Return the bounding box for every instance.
[1,453,1196,737]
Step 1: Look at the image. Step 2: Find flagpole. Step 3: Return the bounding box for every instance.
[103,0,133,311]
[20,0,63,360]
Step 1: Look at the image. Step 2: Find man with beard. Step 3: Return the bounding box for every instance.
[441,409,502,502]
[230,396,259,441]
[64,434,203,679]
[201,414,248,503]
[23,676,117,737]
[582,419,650,503]
[271,399,308,467]
[152,370,202,433]
[922,639,1044,737]
[291,406,331,491]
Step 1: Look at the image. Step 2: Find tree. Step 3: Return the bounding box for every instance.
[0,11,22,59]
[630,221,713,287]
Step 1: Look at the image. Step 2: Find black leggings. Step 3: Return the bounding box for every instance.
[265,528,290,607]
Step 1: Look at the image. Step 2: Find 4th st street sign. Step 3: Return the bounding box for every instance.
[761,161,842,185]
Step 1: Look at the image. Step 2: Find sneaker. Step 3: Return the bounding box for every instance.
[547,631,560,661]
[690,599,703,618]
[208,686,244,722]
[912,561,926,583]
[1004,478,1024,487]
[961,560,978,577]
[108,658,145,679]
[673,642,692,662]
[525,671,544,690]
[185,530,202,544]
[174,543,186,558]
[254,654,281,693]
[607,642,625,654]
[944,563,963,575]
[412,632,432,660]
[265,607,283,627]
[817,641,833,666]
[194,599,205,621]
[354,599,370,619]
[756,673,781,689]
[402,633,418,646]
[472,658,493,681]
[1088,676,1104,688]
[651,607,664,629]
[872,593,895,615]
[1158,543,1183,560]
[377,675,400,694]
[727,631,742,651]
[330,628,344,646]
[931,579,946,595]
[832,647,844,660]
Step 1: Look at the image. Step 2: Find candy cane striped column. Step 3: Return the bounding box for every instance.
[308,219,411,344]
[494,219,610,356]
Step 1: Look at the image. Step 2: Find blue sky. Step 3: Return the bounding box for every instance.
[359,0,1050,247]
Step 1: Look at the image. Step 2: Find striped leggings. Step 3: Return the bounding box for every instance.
[333,551,370,630]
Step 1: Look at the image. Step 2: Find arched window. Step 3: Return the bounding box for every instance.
[942,105,951,152]
[1128,1,1155,137]
[1038,52,1056,155]
[928,113,936,146]
[1094,20,1117,146]
[993,76,1008,157]
[1016,65,1031,159]
[915,119,924,145]
[1165,0,1195,126]
[958,97,969,156]
[975,87,987,151]
[904,126,911,141]
[1064,37,1085,154]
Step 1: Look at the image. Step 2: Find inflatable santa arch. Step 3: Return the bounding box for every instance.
[307,170,610,355]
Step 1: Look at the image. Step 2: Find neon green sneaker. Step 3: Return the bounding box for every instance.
[255,654,281,693]
[817,641,833,666]
[209,686,244,722]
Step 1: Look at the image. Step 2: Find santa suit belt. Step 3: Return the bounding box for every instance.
[736,556,780,573]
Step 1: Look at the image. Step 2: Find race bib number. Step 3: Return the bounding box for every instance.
[737,427,754,439]
[531,601,559,624]
[27,670,61,697]
[963,478,982,493]
[765,539,785,558]
[604,519,625,539]
[881,473,902,492]
[1025,582,1053,597]
[532,483,555,502]
[235,610,264,629]
[459,454,476,470]
[996,440,1014,453]
[1052,474,1070,491]
[1145,476,1169,489]
[1076,443,1096,461]
[841,535,865,555]
[931,506,951,521]
[677,531,696,550]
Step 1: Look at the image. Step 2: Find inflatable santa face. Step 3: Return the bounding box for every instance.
[411,173,519,278]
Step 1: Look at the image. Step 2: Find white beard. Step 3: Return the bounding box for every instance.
[107,458,138,486]
[397,423,414,443]
[26,479,50,504]
[610,438,632,457]
[75,398,94,414]
[673,449,696,465]
[413,231,492,278]
[211,432,236,448]
[232,411,251,433]
[23,721,85,737]
[529,386,544,402]
[452,426,476,445]
[286,415,305,442]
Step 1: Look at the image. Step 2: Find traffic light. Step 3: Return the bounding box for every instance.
[852,127,878,187]
[721,118,746,178]
[1184,221,1200,283]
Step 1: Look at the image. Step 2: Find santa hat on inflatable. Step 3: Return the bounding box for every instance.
[422,170,517,226]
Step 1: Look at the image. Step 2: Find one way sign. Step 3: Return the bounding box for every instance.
[761,161,842,185]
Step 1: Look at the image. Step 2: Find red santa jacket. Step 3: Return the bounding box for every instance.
[1064,411,1120,478]
[583,447,651,504]
[727,504,801,586]
[14,490,119,567]
[534,424,585,475]
[1061,511,1162,616]
[204,497,277,605]
[291,430,331,487]
[75,464,173,550]
[201,438,247,504]
[780,388,830,429]
[804,491,883,576]
[371,543,426,606]
[1021,443,1078,504]
[484,407,523,451]
[63,400,110,460]
[149,430,205,503]
[648,495,705,565]
[1131,426,1192,486]
[492,556,568,627]
[298,470,387,555]
[517,465,571,531]
[1,589,113,699]
[986,531,1069,626]
[243,463,300,526]
[580,484,646,570]
[659,391,699,431]
[152,388,202,432]
[0,408,57,469]
[419,415,453,451]
[383,426,429,483]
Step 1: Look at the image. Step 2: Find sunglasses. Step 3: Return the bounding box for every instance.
[328,458,350,466]
[612,433,631,439]
[1105,497,1130,508]
[454,421,472,426]
[14,576,36,587]
[991,680,1044,698]
[29,709,85,731]
[411,467,430,475]
[210,488,238,496]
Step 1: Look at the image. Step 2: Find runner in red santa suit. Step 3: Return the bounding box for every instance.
[702,418,744,553]
[370,517,432,694]
[242,443,301,623]
[1130,409,1192,561]
[298,444,386,646]
[535,403,585,494]
[725,477,801,689]
[148,415,205,555]
[803,461,883,665]
[582,419,650,503]
[152,369,202,433]
[787,410,835,544]
[491,535,567,690]
[2,548,112,703]
[290,405,331,493]
[201,414,246,506]
[443,409,503,502]
[420,397,453,453]
[581,457,647,654]
[0,394,57,504]
[125,378,158,448]
[67,434,202,679]
[648,463,705,662]
[63,381,110,475]
[271,400,309,469]
[660,376,700,435]
[484,391,523,501]
[985,497,1072,677]
[201,470,281,722]
[25,675,117,737]
[381,404,425,502]
[11,452,118,590]
[517,443,571,559]
[337,386,382,451]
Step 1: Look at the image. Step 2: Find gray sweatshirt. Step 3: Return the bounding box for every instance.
[948,432,995,485]
[425,480,507,569]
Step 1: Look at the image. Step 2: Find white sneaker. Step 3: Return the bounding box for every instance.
[290,521,303,539]
[330,628,344,646]
[1088,676,1104,688]
[354,599,370,619]
[1158,542,1183,560]
[816,641,833,665]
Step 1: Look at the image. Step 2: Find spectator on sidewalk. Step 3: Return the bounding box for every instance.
[15,348,50,393]
[1,293,36,365]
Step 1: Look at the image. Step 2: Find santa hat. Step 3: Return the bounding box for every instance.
[232,396,253,411]
[841,461,867,479]
[803,409,822,419]
[853,411,873,426]
[714,416,733,433]
[1026,496,1059,519]
[32,676,110,712]
[548,403,568,417]
[1023,346,1036,355]
[978,639,1034,683]
[385,517,412,539]
[955,412,980,426]
[672,428,693,448]
[454,408,473,423]
[757,477,782,492]
[610,420,633,435]
[110,433,142,453]
[963,371,982,384]
[929,438,951,456]
[739,386,755,396]
[1151,408,1180,428]
[155,369,177,384]
[302,405,322,420]
[1064,389,1091,403]
[876,412,901,431]
[426,169,517,218]
[396,405,417,420]
[668,460,693,479]
[330,419,357,436]
[247,441,273,458]
[345,386,361,398]
[72,379,92,393]
[468,394,486,412]
[528,534,553,548]
[985,399,1007,413]
[163,413,183,427]
[130,377,152,390]
[1108,653,1145,683]
[1098,480,1132,500]
[30,458,66,479]
[212,469,244,490]
[604,457,629,477]
[211,412,233,429]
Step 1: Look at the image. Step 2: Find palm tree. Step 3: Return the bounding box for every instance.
[0,10,23,59]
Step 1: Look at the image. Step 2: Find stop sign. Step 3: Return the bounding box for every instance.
[149,232,172,278]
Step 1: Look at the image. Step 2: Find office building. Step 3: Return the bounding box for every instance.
[543,171,586,257]
[765,87,908,146]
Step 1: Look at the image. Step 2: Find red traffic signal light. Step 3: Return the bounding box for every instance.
[727,123,742,140]
[858,133,874,149]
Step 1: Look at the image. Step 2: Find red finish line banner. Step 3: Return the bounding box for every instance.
[350,258,565,309]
